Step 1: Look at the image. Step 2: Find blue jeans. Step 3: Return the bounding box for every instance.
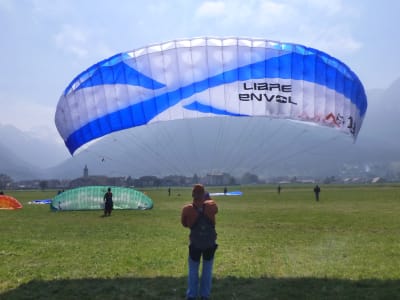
[186,245,217,299]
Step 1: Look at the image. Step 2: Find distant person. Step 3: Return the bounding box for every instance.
[313,185,321,201]
[277,185,281,194]
[103,187,113,216]
[168,187,171,197]
[223,186,227,195]
[181,184,218,300]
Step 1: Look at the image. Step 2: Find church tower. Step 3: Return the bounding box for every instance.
[83,165,88,178]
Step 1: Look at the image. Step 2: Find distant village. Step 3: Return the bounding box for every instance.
[0,162,394,191]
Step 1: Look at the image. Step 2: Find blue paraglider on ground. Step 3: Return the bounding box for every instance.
[29,199,52,205]
[210,191,243,197]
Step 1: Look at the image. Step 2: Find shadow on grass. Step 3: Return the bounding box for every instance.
[1,276,399,300]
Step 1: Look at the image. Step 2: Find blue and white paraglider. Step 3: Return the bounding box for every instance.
[55,37,367,155]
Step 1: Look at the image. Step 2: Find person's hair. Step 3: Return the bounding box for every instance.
[192,184,205,200]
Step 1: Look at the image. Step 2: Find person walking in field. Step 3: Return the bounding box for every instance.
[181,184,218,300]
[314,184,321,201]
[103,187,113,216]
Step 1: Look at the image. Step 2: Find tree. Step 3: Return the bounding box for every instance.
[126,176,134,187]
[323,176,336,184]
[0,174,13,190]
[240,172,259,184]
[192,173,199,184]
[39,180,48,191]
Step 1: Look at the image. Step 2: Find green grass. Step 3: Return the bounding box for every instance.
[1,185,400,299]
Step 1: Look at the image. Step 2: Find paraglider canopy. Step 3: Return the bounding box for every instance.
[51,186,153,211]
[55,37,367,155]
[0,195,23,210]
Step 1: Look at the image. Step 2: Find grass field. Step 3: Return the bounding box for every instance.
[1,184,400,299]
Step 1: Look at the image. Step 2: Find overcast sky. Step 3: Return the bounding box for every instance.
[0,0,399,149]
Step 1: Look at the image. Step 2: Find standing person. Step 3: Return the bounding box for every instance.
[181,184,218,300]
[277,185,281,194]
[313,185,321,201]
[103,187,113,216]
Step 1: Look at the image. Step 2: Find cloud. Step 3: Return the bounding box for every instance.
[305,0,345,16]
[315,28,362,54]
[0,98,54,132]
[53,23,116,65]
[193,0,290,37]
[0,0,15,13]
[294,24,362,56]
[195,1,226,18]
[31,0,72,17]
[54,24,89,58]
[193,0,362,58]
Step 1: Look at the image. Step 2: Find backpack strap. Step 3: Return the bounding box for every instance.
[195,203,207,217]
[191,203,210,229]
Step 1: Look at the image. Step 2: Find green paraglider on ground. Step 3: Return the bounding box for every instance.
[51,186,153,211]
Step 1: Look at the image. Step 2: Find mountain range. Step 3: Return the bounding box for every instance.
[1,78,400,181]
